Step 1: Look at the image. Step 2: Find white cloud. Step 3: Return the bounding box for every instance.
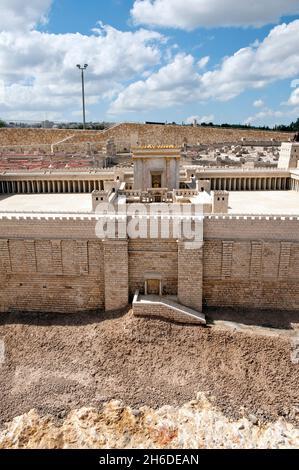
[0,22,164,120]
[244,108,284,125]
[131,0,299,30]
[288,87,299,105]
[0,0,52,31]
[253,99,264,108]
[291,78,299,87]
[197,56,210,69]
[109,53,201,114]
[185,114,214,124]
[244,106,299,125]
[110,20,299,114]
[199,20,299,101]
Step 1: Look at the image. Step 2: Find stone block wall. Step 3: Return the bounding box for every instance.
[128,240,178,297]
[203,239,299,310]
[103,239,128,311]
[0,214,299,314]
[0,124,294,152]
[104,124,294,151]
[0,239,104,313]
[178,241,203,312]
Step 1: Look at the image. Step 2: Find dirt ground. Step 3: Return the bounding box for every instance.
[0,308,298,428]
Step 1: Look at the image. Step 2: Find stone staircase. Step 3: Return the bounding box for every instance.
[133,291,206,325]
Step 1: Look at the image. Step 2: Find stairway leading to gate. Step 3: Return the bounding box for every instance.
[133,291,206,325]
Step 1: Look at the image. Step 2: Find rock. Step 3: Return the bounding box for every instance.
[0,396,298,449]
[248,414,259,425]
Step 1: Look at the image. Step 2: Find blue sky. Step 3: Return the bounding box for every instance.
[0,0,299,125]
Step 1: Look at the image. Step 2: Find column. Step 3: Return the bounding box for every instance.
[221,241,233,279]
[103,240,128,312]
[278,242,291,280]
[177,241,203,312]
[51,240,63,275]
[250,242,263,279]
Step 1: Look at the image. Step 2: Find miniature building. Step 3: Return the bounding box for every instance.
[0,141,299,324]
[92,190,111,211]
[212,191,229,213]
[278,143,299,169]
[196,180,211,193]
[133,147,180,191]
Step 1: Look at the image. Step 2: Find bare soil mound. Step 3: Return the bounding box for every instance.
[0,309,298,427]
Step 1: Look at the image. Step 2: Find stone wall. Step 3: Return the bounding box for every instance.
[128,240,178,297]
[203,239,299,310]
[0,214,299,314]
[0,239,104,313]
[103,124,294,151]
[0,129,94,146]
[178,242,203,312]
[0,124,294,152]
[103,240,128,312]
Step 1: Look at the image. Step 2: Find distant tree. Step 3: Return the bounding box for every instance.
[275,117,299,132]
[0,119,6,128]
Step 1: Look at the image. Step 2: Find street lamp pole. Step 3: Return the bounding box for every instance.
[76,64,88,130]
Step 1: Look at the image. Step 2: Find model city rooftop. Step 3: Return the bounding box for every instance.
[0,143,298,217]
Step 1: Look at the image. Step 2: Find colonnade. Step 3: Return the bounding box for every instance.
[210,176,290,191]
[290,178,299,191]
[0,179,105,194]
[0,176,294,194]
